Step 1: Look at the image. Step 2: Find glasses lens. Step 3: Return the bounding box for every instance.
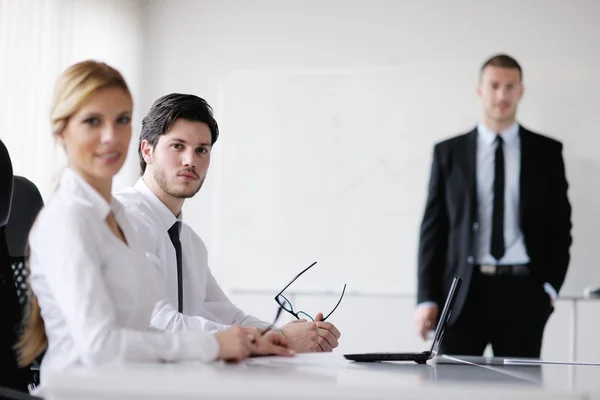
[276,294,294,312]
[297,311,314,322]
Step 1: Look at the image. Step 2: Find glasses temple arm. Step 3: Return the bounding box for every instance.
[275,261,318,298]
[322,283,347,321]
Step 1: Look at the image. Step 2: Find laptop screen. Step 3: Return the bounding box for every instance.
[429,275,462,356]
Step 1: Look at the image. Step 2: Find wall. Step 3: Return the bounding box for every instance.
[140,0,599,283]
[0,0,144,198]
[140,0,600,358]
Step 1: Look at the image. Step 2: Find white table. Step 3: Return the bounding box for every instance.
[42,353,600,400]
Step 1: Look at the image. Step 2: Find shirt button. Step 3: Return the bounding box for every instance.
[467,256,474,264]
[473,222,479,231]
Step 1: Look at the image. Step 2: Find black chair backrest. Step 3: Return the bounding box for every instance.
[6,176,44,259]
[0,138,13,226]
[6,177,44,307]
[0,139,30,392]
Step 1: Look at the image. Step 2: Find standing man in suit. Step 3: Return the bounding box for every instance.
[414,54,572,357]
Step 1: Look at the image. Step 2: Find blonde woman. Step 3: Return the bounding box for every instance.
[16,60,293,391]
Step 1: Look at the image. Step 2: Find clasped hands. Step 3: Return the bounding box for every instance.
[215,312,342,362]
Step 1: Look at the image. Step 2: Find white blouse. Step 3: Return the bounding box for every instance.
[29,169,220,387]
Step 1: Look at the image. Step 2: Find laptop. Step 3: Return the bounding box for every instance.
[344,275,462,364]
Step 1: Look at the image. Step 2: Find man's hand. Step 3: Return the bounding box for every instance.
[314,313,341,352]
[215,326,259,362]
[252,331,296,357]
[281,320,319,353]
[414,305,438,340]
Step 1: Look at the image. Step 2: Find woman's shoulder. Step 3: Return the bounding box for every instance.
[29,192,101,244]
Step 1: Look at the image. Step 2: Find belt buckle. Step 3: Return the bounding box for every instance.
[480,264,496,275]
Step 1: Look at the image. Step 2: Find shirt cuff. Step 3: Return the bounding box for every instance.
[544,282,558,301]
[416,301,438,308]
[270,327,285,336]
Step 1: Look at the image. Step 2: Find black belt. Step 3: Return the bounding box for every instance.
[477,264,529,276]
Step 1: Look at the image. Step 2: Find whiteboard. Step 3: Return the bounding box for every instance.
[214,64,600,297]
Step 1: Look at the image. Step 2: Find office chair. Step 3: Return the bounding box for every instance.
[0,138,12,227]
[0,138,30,392]
[5,176,45,388]
[0,386,44,400]
[6,176,44,308]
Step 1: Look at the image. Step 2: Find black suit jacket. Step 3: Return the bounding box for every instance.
[417,126,572,324]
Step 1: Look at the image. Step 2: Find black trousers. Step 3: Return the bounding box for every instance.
[439,269,555,358]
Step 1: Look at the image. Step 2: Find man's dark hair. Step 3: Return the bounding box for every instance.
[480,53,523,81]
[138,93,219,174]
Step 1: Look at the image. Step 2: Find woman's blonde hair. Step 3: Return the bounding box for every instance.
[15,60,132,367]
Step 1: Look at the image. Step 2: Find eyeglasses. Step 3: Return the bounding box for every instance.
[274,261,346,322]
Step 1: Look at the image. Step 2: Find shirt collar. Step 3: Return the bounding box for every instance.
[477,121,520,146]
[60,167,122,220]
[133,177,181,232]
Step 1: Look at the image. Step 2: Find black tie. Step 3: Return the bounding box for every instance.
[491,135,505,261]
[168,221,183,313]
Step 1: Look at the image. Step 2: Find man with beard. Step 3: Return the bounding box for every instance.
[414,54,572,357]
[116,94,341,353]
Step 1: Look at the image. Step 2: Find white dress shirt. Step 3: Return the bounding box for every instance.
[115,178,270,330]
[476,122,557,300]
[475,122,529,265]
[30,169,222,388]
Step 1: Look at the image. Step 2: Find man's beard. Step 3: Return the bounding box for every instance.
[154,167,204,199]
